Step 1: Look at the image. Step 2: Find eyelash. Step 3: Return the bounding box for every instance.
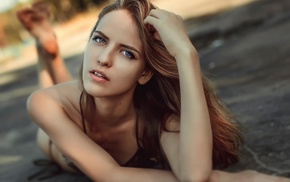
[121,50,136,60]
[92,36,106,44]
[92,35,136,60]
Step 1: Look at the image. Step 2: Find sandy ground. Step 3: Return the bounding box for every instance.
[0,0,255,85]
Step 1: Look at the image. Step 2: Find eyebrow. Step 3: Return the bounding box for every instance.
[94,30,141,56]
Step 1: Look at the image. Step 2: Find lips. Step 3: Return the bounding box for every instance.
[89,69,110,81]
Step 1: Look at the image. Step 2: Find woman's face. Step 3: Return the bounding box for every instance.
[83,10,150,98]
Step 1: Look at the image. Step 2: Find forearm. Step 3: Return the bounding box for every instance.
[66,143,178,182]
[110,167,178,182]
[144,8,212,180]
[176,45,212,180]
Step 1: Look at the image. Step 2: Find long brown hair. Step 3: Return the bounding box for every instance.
[79,0,243,169]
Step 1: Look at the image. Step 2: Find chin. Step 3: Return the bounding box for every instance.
[82,82,102,96]
[83,87,106,98]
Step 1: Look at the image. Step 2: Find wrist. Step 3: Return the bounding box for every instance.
[175,44,199,64]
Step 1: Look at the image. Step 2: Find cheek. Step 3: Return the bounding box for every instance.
[114,64,144,84]
[83,46,101,73]
[82,46,94,82]
[84,45,95,63]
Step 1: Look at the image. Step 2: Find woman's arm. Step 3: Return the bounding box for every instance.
[177,47,212,181]
[27,88,178,182]
[145,9,212,182]
[144,9,290,182]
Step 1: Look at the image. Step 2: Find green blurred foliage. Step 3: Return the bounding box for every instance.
[0,0,108,47]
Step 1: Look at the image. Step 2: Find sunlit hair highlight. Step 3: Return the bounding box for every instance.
[79,0,243,169]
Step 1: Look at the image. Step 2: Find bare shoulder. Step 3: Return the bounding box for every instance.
[47,80,81,100]
[27,81,83,127]
[27,81,81,106]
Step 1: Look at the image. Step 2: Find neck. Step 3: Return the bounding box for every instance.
[93,93,136,127]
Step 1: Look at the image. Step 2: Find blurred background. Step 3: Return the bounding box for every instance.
[0,0,255,83]
[1,0,290,181]
[0,0,108,82]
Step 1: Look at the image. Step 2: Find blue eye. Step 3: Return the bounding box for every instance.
[122,50,136,60]
[92,36,106,44]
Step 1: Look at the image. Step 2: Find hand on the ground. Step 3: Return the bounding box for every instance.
[213,170,290,182]
[16,2,58,56]
[241,170,290,182]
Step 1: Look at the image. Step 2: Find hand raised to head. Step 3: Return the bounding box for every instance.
[144,9,195,58]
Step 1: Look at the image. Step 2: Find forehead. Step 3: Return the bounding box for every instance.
[96,10,142,50]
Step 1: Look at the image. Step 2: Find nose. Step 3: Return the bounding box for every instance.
[97,45,113,67]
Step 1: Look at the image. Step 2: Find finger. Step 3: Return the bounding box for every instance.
[148,9,172,19]
[144,16,159,34]
[148,9,159,19]
[144,16,162,41]
[144,15,159,28]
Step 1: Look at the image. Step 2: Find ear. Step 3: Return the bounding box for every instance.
[138,69,153,85]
